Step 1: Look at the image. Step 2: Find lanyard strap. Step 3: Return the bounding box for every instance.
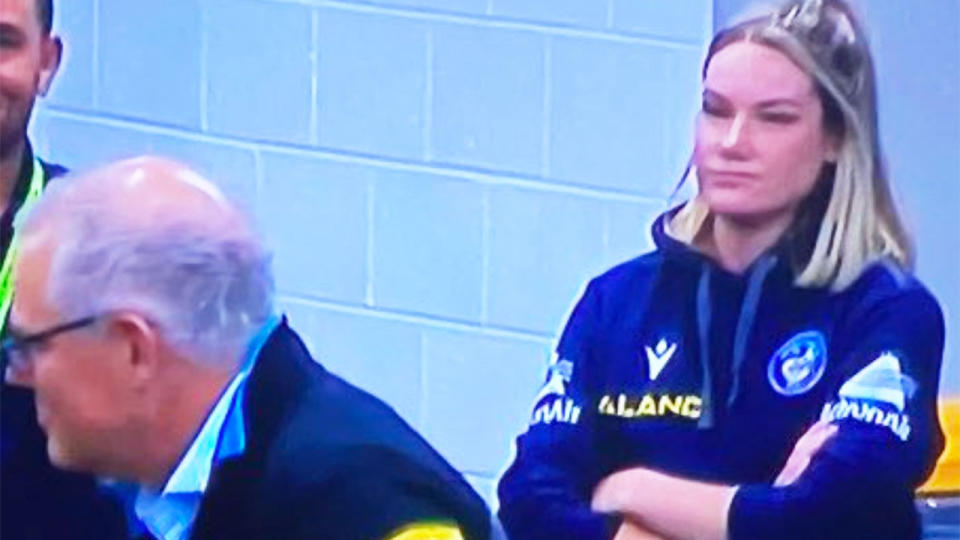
[0,158,45,334]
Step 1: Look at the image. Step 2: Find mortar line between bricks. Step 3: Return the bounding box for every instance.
[44,107,667,205]
[462,471,497,479]
[278,295,554,344]
[418,332,429,434]
[199,4,209,132]
[253,148,264,201]
[309,9,320,145]
[91,0,100,107]
[423,27,434,161]
[261,0,704,50]
[540,34,551,179]
[365,178,375,307]
[480,188,490,324]
[601,207,612,262]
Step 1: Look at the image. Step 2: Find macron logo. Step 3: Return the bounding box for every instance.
[645,338,677,381]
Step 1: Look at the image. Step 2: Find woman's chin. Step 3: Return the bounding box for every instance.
[705,199,794,226]
[703,197,765,218]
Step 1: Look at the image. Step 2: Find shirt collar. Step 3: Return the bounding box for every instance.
[135,315,281,540]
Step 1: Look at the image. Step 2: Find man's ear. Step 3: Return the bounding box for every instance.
[108,313,160,387]
[36,36,62,97]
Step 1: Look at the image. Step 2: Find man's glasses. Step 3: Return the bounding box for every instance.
[1,316,99,375]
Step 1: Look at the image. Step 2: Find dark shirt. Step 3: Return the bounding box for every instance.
[1,143,129,539]
[0,144,65,253]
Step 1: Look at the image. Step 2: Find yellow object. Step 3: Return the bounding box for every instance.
[0,158,45,334]
[385,523,464,540]
[919,398,960,494]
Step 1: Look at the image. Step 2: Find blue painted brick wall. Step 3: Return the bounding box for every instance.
[204,0,314,144]
[98,0,203,128]
[32,0,714,509]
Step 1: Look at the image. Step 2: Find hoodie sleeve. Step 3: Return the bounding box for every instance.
[497,281,621,540]
[729,284,945,540]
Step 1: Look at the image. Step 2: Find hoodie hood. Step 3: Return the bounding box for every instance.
[649,207,796,428]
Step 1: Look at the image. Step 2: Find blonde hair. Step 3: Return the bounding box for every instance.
[669,0,912,291]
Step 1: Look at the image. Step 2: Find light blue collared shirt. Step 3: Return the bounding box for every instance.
[135,316,281,540]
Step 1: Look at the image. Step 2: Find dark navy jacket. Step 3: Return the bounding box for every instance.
[1,145,129,539]
[498,213,945,540]
[188,320,491,540]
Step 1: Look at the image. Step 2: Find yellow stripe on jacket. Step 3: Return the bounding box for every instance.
[385,523,464,540]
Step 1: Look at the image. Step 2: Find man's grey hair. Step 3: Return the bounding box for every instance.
[18,164,275,365]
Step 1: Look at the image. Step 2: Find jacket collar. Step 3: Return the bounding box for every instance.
[191,319,322,537]
[238,317,320,460]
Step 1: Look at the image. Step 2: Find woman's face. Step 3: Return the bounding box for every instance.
[694,41,837,223]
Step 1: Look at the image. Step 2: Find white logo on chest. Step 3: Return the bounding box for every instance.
[644,338,677,381]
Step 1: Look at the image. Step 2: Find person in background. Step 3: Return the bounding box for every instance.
[4,156,491,540]
[1,0,129,537]
[497,1,944,538]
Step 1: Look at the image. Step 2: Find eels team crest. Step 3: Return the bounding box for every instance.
[768,331,828,396]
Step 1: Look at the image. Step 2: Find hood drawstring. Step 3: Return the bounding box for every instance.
[696,255,778,429]
[728,255,778,408]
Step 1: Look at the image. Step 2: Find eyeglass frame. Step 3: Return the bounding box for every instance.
[1,315,100,375]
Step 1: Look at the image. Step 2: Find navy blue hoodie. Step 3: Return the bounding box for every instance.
[497,212,945,540]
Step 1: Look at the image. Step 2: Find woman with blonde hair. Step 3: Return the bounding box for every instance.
[498,1,945,538]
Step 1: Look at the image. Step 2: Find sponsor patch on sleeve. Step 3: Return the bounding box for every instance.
[838,352,915,411]
[551,356,574,383]
[821,352,915,441]
[529,356,581,426]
